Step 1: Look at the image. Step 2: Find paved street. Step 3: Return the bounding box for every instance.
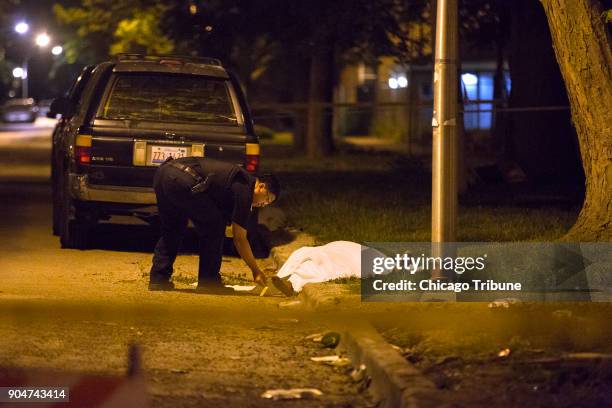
[0,122,371,407]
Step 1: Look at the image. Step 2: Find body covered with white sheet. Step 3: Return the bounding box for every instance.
[276,241,385,292]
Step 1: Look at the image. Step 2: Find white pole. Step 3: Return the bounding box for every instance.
[22,59,29,99]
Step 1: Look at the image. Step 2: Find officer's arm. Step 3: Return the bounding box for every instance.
[232,222,267,285]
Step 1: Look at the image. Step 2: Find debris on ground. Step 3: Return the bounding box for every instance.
[226,285,257,292]
[261,388,323,400]
[274,318,300,324]
[497,348,512,358]
[278,300,302,308]
[321,332,341,349]
[311,355,351,367]
[488,298,521,309]
[389,343,403,352]
[350,364,367,382]
[305,333,324,342]
[170,368,189,374]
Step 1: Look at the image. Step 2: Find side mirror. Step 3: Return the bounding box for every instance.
[47,97,72,118]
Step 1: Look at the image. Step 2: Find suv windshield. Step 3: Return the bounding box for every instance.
[99,73,238,125]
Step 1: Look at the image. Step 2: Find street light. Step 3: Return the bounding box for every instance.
[15,22,29,35]
[12,67,25,79]
[11,27,59,98]
[35,33,51,47]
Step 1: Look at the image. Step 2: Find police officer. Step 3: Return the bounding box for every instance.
[148,156,280,293]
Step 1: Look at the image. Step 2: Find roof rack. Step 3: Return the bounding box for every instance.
[112,54,223,67]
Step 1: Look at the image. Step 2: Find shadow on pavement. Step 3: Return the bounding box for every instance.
[89,223,199,253]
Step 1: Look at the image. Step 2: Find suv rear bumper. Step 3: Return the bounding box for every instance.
[69,173,156,204]
[68,173,240,238]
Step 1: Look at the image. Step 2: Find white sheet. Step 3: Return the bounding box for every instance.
[276,241,385,292]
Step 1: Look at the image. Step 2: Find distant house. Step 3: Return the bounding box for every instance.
[334,48,510,154]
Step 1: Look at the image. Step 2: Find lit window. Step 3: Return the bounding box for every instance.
[462,72,493,130]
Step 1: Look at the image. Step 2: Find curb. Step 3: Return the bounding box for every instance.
[339,324,439,408]
[267,232,439,408]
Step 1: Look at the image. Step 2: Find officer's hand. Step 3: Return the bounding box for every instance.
[253,269,267,286]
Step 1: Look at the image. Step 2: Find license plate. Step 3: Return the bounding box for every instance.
[149,145,188,165]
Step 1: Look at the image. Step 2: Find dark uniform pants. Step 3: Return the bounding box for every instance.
[149,164,226,285]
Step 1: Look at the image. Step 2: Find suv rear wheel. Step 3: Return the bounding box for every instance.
[51,155,60,236]
[58,176,93,249]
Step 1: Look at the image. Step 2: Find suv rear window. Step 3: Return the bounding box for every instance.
[99,73,238,125]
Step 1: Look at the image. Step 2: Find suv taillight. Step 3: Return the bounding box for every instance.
[245,143,260,173]
[75,134,92,166]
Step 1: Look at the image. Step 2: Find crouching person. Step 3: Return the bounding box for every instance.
[148,156,279,294]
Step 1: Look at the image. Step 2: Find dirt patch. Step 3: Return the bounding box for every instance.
[379,304,612,407]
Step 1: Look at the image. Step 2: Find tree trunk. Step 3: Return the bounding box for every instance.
[306,49,335,158]
[540,0,612,241]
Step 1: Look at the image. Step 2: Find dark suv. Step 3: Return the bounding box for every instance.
[50,55,260,249]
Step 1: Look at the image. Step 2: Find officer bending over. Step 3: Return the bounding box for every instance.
[148,156,280,293]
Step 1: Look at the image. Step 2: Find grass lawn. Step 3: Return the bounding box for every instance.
[260,145,581,243]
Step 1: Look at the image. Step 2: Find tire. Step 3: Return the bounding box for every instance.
[51,161,60,236]
[60,219,90,249]
[58,179,91,249]
[52,200,60,235]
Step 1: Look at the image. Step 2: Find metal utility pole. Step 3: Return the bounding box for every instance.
[22,59,29,99]
[431,0,458,278]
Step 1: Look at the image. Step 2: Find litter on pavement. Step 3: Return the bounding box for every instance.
[350,364,367,382]
[321,332,341,348]
[278,299,302,308]
[488,298,521,309]
[261,388,323,400]
[310,355,351,366]
[226,285,257,291]
[274,318,300,324]
[305,333,324,342]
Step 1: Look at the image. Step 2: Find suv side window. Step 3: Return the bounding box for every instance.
[67,66,93,103]
[73,64,112,123]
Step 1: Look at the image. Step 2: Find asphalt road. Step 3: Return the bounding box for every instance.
[0,120,371,407]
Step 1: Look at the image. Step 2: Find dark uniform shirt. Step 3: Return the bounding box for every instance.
[170,157,255,229]
[228,179,254,229]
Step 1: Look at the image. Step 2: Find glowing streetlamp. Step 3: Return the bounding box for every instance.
[35,33,51,47]
[15,22,29,35]
[12,27,60,97]
[12,67,25,79]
